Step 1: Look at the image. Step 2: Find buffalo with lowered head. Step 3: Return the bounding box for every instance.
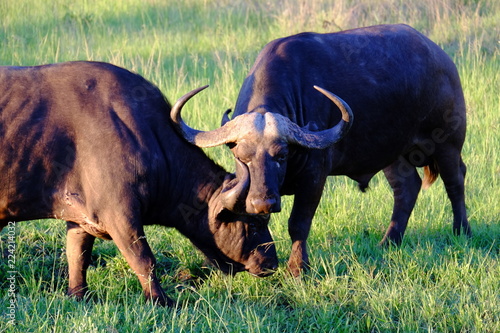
[0,61,277,306]
[171,24,471,276]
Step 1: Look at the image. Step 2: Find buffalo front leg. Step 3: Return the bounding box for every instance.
[287,178,327,277]
[380,159,422,246]
[66,221,96,300]
[108,223,172,307]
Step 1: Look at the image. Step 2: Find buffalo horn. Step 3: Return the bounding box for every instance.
[220,158,250,212]
[170,86,238,148]
[285,86,354,149]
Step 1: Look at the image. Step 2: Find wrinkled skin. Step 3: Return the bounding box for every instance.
[0,61,277,307]
[203,207,276,277]
[172,24,471,277]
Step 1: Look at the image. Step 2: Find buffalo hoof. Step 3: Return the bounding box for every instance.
[67,287,93,303]
[377,237,402,248]
[149,295,175,307]
[287,260,310,278]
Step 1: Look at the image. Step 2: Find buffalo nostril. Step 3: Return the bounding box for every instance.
[261,263,278,277]
[250,197,281,214]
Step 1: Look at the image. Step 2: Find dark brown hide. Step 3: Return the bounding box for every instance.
[174,24,471,276]
[0,61,277,306]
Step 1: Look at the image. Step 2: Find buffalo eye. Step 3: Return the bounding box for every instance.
[273,148,288,166]
[247,222,258,236]
[275,153,287,164]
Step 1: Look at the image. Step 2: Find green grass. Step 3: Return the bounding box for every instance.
[1,0,499,332]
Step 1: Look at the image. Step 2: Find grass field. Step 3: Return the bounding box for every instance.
[1,0,499,332]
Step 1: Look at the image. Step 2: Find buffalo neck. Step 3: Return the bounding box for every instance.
[158,139,227,233]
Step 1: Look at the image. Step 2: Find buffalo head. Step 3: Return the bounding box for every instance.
[204,204,277,277]
[170,85,353,215]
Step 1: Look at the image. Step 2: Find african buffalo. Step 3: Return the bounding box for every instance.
[171,24,471,276]
[0,61,277,306]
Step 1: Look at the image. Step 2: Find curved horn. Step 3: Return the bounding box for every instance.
[285,85,354,149]
[170,86,237,148]
[220,158,250,212]
[313,85,353,125]
[170,85,209,145]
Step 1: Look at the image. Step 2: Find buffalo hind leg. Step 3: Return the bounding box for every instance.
[66,222,96,300]
[287,177,327,277]
[107,221,172,307]
[380,159,422,246]
[435,152,471,237]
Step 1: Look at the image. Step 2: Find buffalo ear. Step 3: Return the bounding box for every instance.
[221,109,232,126]
[304,121,319,131]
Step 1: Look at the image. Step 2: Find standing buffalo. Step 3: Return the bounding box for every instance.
[0,61,277,306]
[171,24,471,276]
